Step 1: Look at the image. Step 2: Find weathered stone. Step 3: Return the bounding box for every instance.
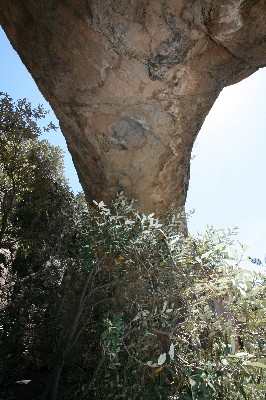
[0,1,265,215]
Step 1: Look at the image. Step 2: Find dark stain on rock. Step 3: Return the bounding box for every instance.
[110,119,146,150]
[148,33,195,80]
[148,7,196,80]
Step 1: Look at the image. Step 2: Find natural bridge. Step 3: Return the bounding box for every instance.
[1,0,265,214]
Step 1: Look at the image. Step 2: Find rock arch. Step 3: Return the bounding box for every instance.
[1,0,265,214]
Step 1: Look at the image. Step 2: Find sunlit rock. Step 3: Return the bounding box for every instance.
[1,0,265,214]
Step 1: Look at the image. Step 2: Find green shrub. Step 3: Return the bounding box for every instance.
[70,195,266,400]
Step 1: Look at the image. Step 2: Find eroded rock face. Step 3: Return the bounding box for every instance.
[0,1,265,214]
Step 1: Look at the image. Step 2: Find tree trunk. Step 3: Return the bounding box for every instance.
[48,358,64,400]
[40,266,96,399]
[0,188,15,246]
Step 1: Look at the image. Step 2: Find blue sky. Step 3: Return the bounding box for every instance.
[186,67,266,264]
[1,27,265,265]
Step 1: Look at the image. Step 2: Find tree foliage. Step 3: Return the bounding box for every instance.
[0,94,265,400]
[0,94,79,398]
[0,92,61,246]
[69,198,265,400]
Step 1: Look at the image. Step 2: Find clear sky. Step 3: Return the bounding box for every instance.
[1,27,265,266]
[186,67,266,265]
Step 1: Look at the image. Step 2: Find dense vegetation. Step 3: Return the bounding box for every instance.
[0,94,265,400]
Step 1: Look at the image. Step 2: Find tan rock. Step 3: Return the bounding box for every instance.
[0,0,265,215]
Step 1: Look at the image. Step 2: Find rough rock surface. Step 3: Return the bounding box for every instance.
[0,1,265,214]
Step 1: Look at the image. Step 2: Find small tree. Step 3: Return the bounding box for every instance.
[0,92,58,245]
[0,94,79,398]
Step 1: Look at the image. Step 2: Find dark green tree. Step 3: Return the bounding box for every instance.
[0,92,58,246]
[0,94,82,398]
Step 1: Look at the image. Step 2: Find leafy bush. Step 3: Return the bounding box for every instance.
[1,189,265,400]
[67,195,265,400]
